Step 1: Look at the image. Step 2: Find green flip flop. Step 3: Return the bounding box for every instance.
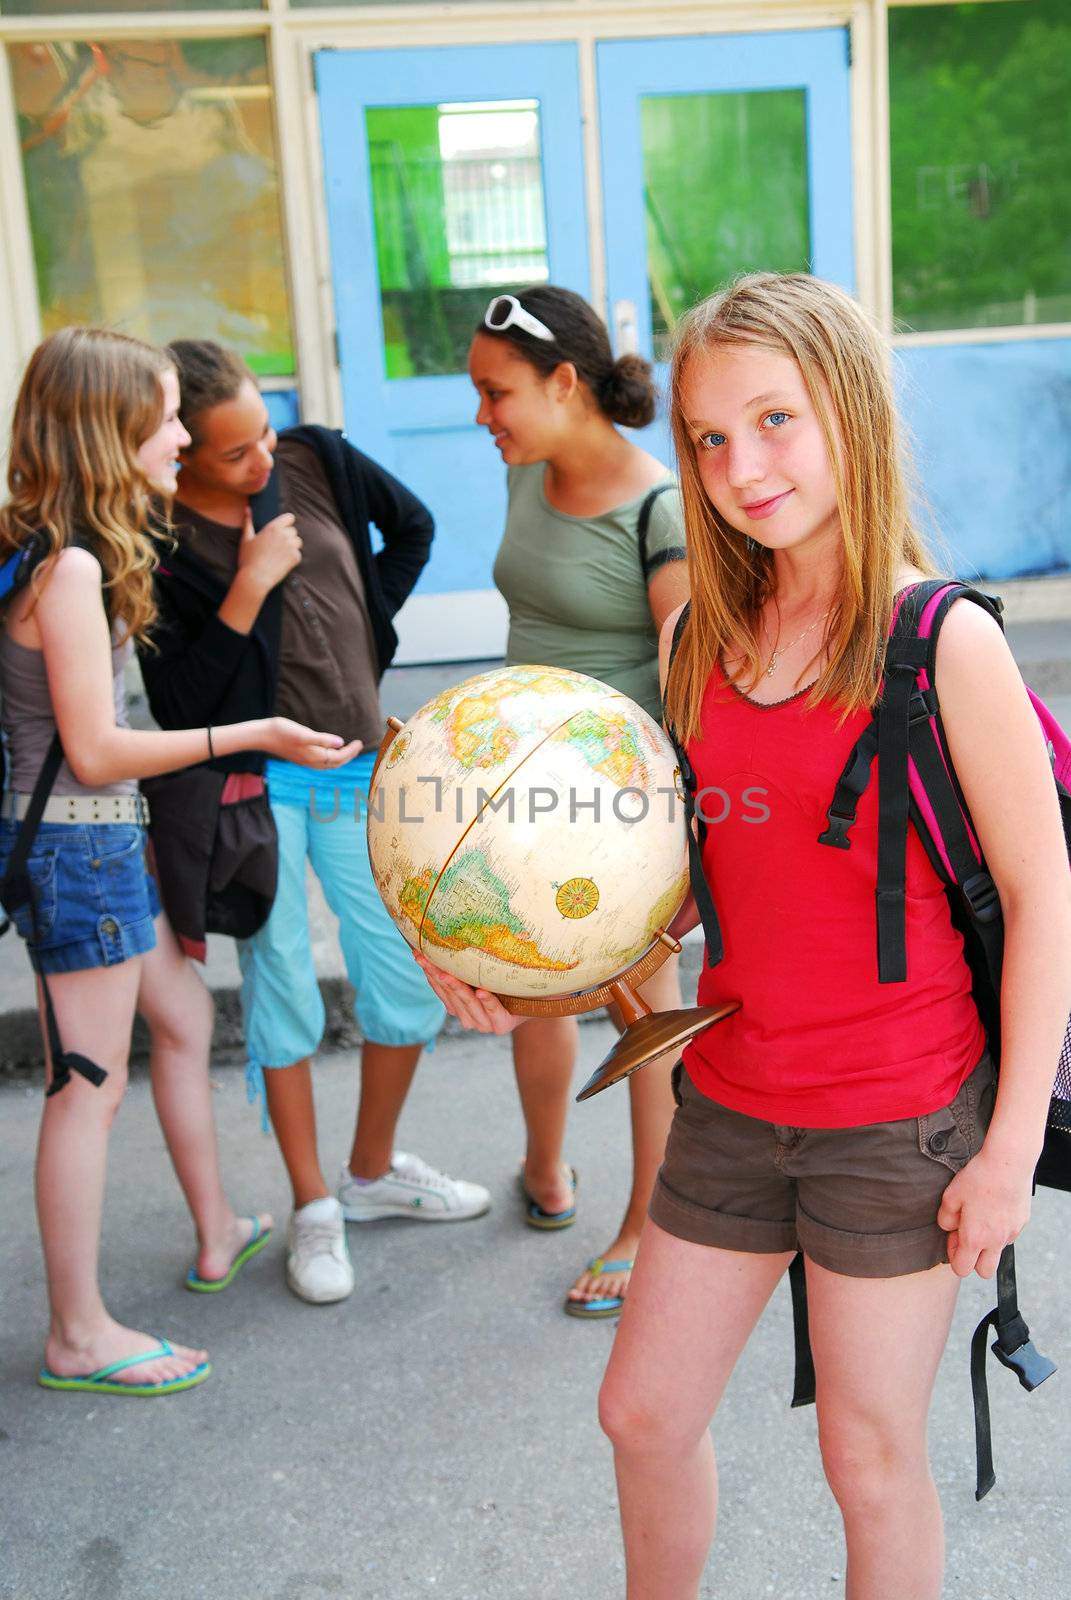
[38,1338,212,1396]
[563,1256,634,1319]
[185,1216,272,1293]
[519,1167,578,1230]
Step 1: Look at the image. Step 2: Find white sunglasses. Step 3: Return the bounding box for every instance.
[483,294,555,343]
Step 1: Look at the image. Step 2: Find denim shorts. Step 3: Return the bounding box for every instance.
[650,1051,997,1278]
[0,817,159,974]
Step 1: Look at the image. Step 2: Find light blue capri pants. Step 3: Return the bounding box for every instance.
[239,753,445,1111]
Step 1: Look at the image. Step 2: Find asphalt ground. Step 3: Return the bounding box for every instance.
[2,1022,1069,1600]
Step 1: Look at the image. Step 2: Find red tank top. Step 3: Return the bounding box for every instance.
[682,660,985,1127]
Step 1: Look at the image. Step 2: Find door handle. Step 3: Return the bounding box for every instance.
[613,299,639,356]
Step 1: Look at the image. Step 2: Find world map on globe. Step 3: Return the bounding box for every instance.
[368,665,690,1000]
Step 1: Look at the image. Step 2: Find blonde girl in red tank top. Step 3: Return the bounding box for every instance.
[597,275,1071,1599]
[418,274,1071,1598]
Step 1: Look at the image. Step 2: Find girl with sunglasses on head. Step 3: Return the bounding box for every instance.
[420,272,1070,1596]
[428,285,690,1319]
[0,328,360,1397]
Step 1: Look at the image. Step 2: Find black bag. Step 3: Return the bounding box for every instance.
[141,765,277,946]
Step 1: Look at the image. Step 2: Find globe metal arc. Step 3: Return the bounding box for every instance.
[367,665,737,1098]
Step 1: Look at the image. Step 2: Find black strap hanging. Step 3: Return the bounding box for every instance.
[874,637,930,983]
[970,1243,1056,1500]
[787,1252,816,1408]
[1,732,109,1095]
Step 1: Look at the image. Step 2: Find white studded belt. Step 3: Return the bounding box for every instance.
[2,791,149,827]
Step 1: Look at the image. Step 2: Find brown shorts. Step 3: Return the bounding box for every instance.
[650,1052,996,1278]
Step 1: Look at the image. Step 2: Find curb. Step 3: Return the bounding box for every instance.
[0,940,706,1081]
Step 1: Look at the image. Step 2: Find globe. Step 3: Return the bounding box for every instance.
[367,664,692,1007]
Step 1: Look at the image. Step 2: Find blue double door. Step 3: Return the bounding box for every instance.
[316,30,854,661]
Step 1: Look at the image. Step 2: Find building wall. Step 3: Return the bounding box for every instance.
[0,1,1067,659]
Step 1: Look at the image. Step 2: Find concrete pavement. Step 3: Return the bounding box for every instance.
[2,1023,1070,1600]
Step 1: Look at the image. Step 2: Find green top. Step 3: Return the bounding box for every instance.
[492,464,687,721]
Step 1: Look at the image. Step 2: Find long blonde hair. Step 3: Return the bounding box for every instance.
[0,326,173,642]
[664,273,934,744]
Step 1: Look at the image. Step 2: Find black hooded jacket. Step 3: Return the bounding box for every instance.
[139,424,434,772]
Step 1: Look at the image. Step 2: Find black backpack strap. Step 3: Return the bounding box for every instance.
[787,1251,816,1408]
[637,483,685,581]
[901,582,1007,993]
[970,1243,1056,1500]
[1,733,109,1095]
[249,466,282,531]
[664,604,724,969]
[1,731,65,935]
[875,632,930,982]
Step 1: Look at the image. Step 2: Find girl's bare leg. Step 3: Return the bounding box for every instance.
[36,959,207,1386]
[512,1015,576,1213]
[569,955,681,1308]
[139,915,270,1280]
[600,1220,792,1599]
[807,1259,961,1600]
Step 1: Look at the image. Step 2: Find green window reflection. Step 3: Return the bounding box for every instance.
[890,0,1071,333]
[9,36,293,375]
[367,100,550,379]
[640,90,810,359]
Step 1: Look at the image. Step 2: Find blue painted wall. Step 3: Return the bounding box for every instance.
[895,339,1071,579]
[265,389,300,432]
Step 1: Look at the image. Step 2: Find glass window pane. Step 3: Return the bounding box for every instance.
[640,90,810,359]
[2,3,262,13]
[890,1,1071,333]
[367,100,549,379]
[9,37,293,374]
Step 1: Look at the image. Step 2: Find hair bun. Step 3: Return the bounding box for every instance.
[599,353,657,429]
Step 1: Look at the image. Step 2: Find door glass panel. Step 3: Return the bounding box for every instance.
[366,99,549,378]
[640,90,810,359]
[8,37,292,373]
[889,0,1071,332]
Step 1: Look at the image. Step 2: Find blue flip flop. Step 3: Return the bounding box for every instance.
[38,1338,212,1396]
[520,1167,578,1230]
[563,1256,634,1319]
[185,1216,272,1293]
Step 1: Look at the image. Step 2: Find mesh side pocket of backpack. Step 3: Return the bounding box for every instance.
[1051,1015,1071,1132]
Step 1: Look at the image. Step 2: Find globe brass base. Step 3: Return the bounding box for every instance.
[575,1000,740,1101]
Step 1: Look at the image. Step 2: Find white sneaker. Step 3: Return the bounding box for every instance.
[338,1151,491,1224]
[285,1197,354,1303]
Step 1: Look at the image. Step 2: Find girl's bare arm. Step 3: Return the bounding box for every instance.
[35,547,360,785]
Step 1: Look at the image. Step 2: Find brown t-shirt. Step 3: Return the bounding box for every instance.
[173,437,383,747]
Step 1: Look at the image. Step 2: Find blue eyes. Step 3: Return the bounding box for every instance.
[697,412,789,451]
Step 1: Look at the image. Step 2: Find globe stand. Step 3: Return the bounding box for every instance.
[374,719,739,1102]
[497,934,740,1102]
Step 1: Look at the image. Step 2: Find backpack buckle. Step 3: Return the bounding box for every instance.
[992,1333,1057,1393]
[908,688,937,724]
[818,811,853,850]
[962,871,1001,923]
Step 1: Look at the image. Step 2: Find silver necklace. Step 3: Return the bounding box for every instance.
[761,608,831,678]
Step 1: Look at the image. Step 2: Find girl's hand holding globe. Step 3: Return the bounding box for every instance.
[412,950,524,1036]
